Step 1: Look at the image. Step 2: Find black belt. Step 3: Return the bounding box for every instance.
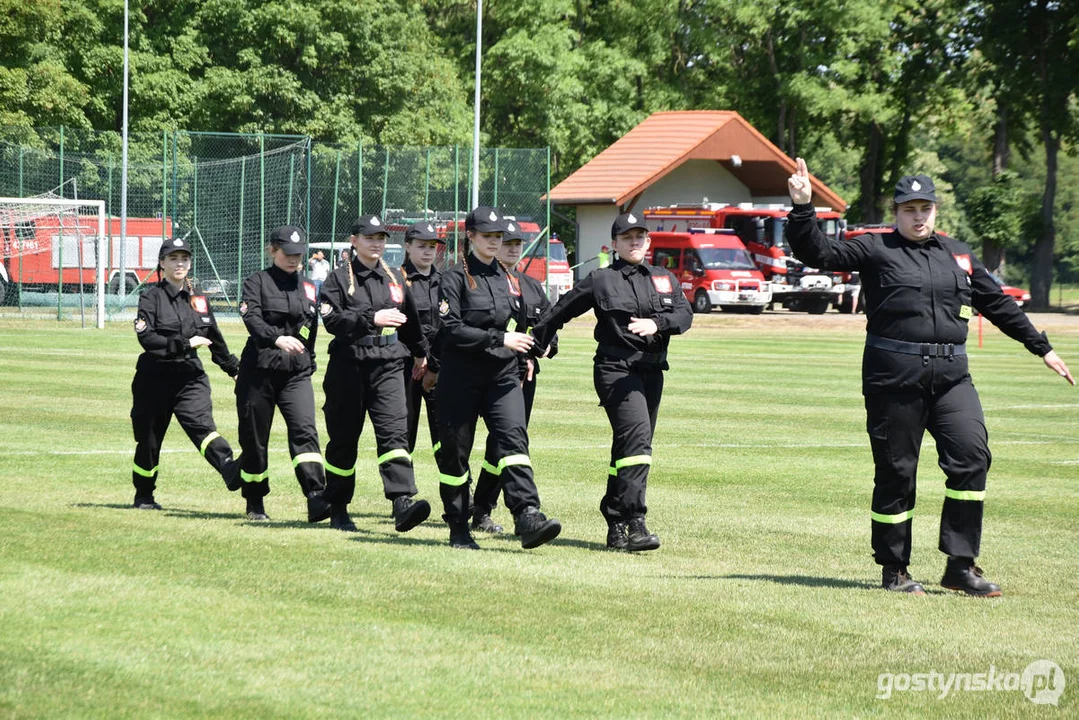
[597,344,667,364]
[866,334,965,358]
[357,333,398,348]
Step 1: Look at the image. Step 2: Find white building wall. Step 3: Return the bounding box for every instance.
[637,160,750,209]
[573,204,619,279]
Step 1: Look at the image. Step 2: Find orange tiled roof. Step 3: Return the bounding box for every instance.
[548,111,846,212]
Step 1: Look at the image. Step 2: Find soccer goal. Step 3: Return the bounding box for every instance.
[0,195,107,328]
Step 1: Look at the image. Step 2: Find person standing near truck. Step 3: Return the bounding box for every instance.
[530,213,693,551]
[318,215,433,534]
[130,238,242,510]
[434,206,562,550]
[471,219,559,533]
[785,158,1074,596]
[234,226,331,523]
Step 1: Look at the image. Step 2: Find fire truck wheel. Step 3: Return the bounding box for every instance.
[806,297,831,314]
[692,290,712,314]
[108,275,138,294]
[838,294,854,314]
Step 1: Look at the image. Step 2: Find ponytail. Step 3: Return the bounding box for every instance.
[462,233,477,290]
[347,255,356,296]
[497,260,520,295]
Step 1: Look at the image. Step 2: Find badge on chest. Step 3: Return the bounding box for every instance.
[651,275,673,294]
[952,254,972,274]
[304,282,317,303]
[191,295,208,314]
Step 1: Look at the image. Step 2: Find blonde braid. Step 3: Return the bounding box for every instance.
[462,236,477,290]
[497,260,520,295]
[347,253,356,296]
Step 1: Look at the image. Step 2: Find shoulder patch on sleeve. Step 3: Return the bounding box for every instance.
[239,301,248,316]
[439,298,450,316]
[134,317,147,333]
[320,302,333,317]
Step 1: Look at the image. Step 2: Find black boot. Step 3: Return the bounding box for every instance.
[882,566,926,595]
[941,557,1002,597]
[471,508,503,534]
[514,507,561,549]
[246,497,269,521]
[306,493,332,523]
[222,457,243,492]
[329,503,357,532]
[133,495,162,510]
[446,515,479,549]
[626,517,660,552]
[392,496,431,532]
[606,521,628,550]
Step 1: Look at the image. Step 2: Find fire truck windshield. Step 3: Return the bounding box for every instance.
[524,237,567,263]
[696,247,757,271]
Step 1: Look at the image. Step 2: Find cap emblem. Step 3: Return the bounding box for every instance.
[489,211,497,221]
[507,223,516,232]
[911,181,921,191]
[290,231,300,242]
[426,224,433,232]
[371,217,381,226]
[173,239,182,247]
[627,213,637,223]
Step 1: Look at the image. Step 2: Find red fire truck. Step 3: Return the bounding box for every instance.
[647,228,771,313]
[0,215,172,300]
[643,203,847,314]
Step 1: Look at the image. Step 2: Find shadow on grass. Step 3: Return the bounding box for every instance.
[344,527,555,554]
[708,573,877,590]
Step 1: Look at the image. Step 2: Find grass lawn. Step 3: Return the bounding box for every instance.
[0,311,1076,718]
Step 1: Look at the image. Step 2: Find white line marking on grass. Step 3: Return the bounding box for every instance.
[985,403,1079,411]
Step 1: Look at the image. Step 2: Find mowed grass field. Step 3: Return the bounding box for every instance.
[0,310,1076,718]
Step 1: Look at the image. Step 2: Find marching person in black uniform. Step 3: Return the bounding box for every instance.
[318,215,433,533]
[434,206,562,550]
[130,237,242,509]
[471,219,559,533]
[786,158,1074,596]
[235,226,331,523]
[530,213,693,552]
[400,220,444,464]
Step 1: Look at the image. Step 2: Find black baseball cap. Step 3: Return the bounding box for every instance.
[268,225,307,254]
[158,237,192,260]
[465,206,505,233]
[894,175,938,204]
[503,219,526,242]
[350,214,389,237]
[405,220,441,243]
[611,212,648,239]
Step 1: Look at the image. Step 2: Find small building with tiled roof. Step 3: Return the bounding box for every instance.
[549,110,846,272]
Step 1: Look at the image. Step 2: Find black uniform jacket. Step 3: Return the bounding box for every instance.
[239,265,319,374]
[318,257,428,363]
[517,271,558,377]
[135,279,239,376]
[402,259,442,371]
[786,203,1052,392]
[436,254,526,363]
[530,258,693,370]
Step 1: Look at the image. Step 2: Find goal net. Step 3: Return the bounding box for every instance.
[0,194,107,327]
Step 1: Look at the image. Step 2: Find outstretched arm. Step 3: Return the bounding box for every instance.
[1043,350,1075,385]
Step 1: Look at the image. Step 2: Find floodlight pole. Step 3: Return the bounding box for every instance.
[119,0,130,299]
[470,0,482,210]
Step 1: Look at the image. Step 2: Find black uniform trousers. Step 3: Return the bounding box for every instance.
[403,364,441,464]
[436,354,540,522]
[595,360,664,523]
[323,357,418,505]
[473,375,537,514]
[235,367,326,500]
[865,376,990,567]
[131,365,235,497]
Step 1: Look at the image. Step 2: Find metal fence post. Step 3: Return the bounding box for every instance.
[59,126,64,197]
[424,149,431,218]
[381,146,390,217]
[453,145,459,257]
[259,133,265,263]
[287,154,295,223]
[331,150,341,246]
[161,130,168,261]
[238,157,246,292]
[493,148,499,207]
[357,140,363,215]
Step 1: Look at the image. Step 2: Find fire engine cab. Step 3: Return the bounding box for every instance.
[647,229,771,313]
[643,203,847,314]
